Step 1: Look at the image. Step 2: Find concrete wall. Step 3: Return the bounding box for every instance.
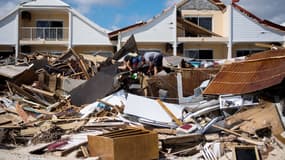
[183,43,227,59]
[0,12,18,45]
[73,45,114,54]
[121,7,176,43]
[27,45,67,53]
[72,14,112,45]
[232,8,284,42]
[20,10,69,27]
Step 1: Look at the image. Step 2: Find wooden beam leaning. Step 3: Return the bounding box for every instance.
[157,99,183,126]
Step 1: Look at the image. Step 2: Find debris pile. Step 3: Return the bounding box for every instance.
[0,48,285,160]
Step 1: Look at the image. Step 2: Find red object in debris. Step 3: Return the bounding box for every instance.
[180,124,193,130]
[47,139,69,152]
[232,0,239,3]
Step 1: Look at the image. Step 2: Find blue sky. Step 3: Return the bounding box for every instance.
[64,0,177,30]
[0,0,285,31]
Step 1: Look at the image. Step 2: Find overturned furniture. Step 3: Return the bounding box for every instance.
[88,128,159,160]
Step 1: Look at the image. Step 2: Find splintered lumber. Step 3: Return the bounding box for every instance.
[7,82,49,106]
[22,84,55,97]
[80,146,89,158]
[226,102,284,135]
[69,48,90,80]
[161,133,204,145]
[157,99,183,126]
[61,141,87,156]
[212,125,264,146]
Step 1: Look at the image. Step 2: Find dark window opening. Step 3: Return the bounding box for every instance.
[184,50,213,59]
[236,50,265,57]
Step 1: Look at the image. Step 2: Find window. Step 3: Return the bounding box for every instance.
[36,20,63,40]
[236,49,265,57]
[185,16,212,37]
[184,50,213,59]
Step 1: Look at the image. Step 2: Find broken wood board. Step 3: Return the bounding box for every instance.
[57,121,86,131]
[22,84,55,97]
[226,102,284,135]
[212,124,264,146]
[160,133,204,145]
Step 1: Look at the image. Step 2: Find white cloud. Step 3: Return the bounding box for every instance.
[0,0,18,19]
[165,0,181,7]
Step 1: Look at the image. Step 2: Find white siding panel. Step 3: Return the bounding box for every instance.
[233,9,284,42]
[72,15,112,45]
[0,12,17,45]
[121,7,175,42]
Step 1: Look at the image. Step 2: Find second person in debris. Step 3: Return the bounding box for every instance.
[141,51,163,76]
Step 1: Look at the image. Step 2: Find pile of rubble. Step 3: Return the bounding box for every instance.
[0,48,285,160]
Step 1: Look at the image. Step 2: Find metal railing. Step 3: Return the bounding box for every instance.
[21,27,69,41]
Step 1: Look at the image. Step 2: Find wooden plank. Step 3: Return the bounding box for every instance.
[7,81,49,106]
[153,128,176,135]
[212,125,264,146]
[23,107,53,115]
[80,146,89,158]
[69,48,90,80]
[157,99,183,126]
[61,141,87,157]
[22,84,55,97]
[161,133,203,145]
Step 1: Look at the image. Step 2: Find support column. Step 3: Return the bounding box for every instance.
[172,5,177,56]
[15,10,19,64]
[177,70,183,104]
[173,43,177,56]
[117,32,121,51]
[227,3,233,59]
[68,11,73,49]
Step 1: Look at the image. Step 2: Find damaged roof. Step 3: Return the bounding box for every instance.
[232,3,285,32]
[203,49,285,95]
[177,0,226,11]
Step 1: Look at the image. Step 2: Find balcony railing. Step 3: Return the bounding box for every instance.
[21,27,69,41]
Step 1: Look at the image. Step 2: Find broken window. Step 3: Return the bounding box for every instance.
[184,49,213,59]
[236,49,265,57]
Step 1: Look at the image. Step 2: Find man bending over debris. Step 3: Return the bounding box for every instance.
[118,53,142,71]
[142,52,163,76]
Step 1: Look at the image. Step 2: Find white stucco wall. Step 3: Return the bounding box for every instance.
[0,12,17,45]
[232,8,284,42]
[72,15,112,45]
[121,7,176,43]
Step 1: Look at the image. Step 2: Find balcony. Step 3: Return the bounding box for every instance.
[20,27,69,44]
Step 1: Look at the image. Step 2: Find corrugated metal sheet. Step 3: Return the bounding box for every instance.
[203,50,285,95]
[247,49,285,60]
